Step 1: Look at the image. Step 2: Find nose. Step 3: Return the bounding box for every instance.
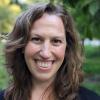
[39,41,52,59]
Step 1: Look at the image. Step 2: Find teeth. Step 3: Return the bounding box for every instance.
[37,61,52,68]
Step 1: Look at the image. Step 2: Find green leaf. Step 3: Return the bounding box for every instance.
[89,1,99,16]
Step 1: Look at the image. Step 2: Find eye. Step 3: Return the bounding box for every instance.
[31,37,42,44]
[52,39,62,46]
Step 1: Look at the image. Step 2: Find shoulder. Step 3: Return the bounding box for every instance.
[79,86,100,100]
[0,90,5,100]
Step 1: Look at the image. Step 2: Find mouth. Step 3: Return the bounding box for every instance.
[34,59,54,71]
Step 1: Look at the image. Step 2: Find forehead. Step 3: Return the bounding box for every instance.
[30,13,65,36]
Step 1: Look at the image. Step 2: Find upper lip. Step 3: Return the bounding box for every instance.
[34,59,55,62]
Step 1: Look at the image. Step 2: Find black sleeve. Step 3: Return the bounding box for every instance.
[79,87,100,100]
[0,90,5,100]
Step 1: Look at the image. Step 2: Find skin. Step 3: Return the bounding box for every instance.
[24,13,66,99]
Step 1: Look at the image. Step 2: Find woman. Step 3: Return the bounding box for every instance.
[0,3,100,100]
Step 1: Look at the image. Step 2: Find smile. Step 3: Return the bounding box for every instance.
[38,61,52,67]
[34,60,54,72]
[36,60,54,68]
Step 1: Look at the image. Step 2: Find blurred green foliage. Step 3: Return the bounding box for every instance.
[0,43,9,89]
[0,0,100,39]
[83,45,100,74]
[82,45,100,94]
[0,0,21,36]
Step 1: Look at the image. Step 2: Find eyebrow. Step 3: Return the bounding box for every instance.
[31,32,65,40]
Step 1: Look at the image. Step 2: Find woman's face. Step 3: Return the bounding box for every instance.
[24,13,66,83]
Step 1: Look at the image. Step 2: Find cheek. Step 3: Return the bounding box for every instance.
[24,43,39,57]
[54,46,66,60]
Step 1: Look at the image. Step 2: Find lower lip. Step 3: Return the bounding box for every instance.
[37,66,52,72]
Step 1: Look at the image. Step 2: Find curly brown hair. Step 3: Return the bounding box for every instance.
[4,3,84,100]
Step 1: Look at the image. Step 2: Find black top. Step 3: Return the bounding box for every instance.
[0,87,100,100]
[79,87,100,100]
[0,90,4,100]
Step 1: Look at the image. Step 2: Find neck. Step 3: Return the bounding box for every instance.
[30,79,54,100]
